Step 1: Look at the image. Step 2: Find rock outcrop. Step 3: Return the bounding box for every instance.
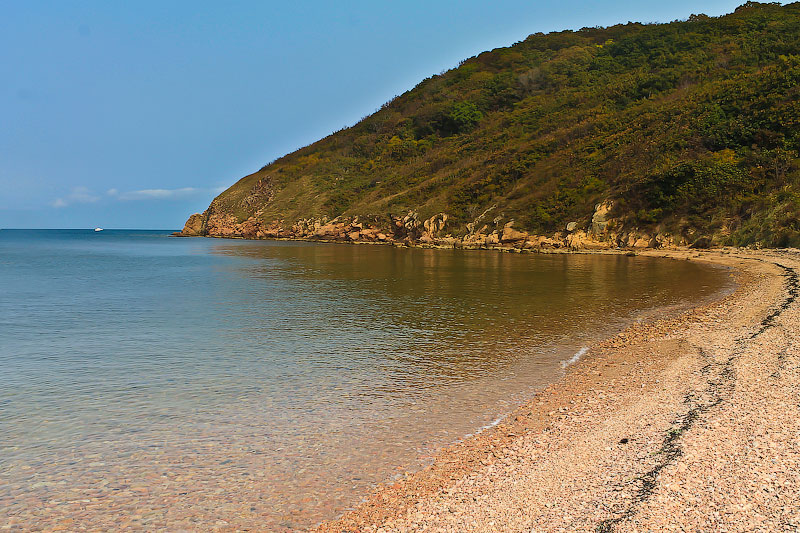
[177,199,701,250]
[590,201,613,238]
[178,213,207,236]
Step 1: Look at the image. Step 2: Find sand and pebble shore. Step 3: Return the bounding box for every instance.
[316,248,800,532]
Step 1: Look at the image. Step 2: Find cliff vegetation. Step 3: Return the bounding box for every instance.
[182,2,800,249]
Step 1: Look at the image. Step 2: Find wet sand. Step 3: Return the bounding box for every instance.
[315,248,800,532]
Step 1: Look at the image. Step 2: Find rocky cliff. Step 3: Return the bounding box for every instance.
[179,200,690,251]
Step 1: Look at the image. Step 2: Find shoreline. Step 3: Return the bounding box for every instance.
[313,247,800,531]
[176,232,648,255]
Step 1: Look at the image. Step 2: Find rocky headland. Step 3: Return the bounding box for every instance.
[178,4,800,250]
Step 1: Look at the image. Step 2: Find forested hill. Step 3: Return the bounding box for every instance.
[182,2,800,249]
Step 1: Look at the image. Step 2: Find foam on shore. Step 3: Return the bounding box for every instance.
[561,346,589,368]
[463,415,505,439]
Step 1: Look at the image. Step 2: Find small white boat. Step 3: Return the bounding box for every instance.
[94,228,104,232]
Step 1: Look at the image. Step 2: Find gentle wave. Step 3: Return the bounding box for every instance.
[464,415,505,438]
[561,346,589,369]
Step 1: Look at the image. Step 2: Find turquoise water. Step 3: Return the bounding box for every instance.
[0,230,731,529]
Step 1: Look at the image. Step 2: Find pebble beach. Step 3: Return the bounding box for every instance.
[316,248,800,532]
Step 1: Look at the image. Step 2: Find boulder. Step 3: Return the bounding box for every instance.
[501,224,528,244]
[423,213,448,237]
[462,233,487,247]
[631,234,652,248]
[566,231,586,250]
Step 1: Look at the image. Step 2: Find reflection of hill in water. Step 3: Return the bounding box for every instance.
[1,231,732,531]
[208,241,729,385]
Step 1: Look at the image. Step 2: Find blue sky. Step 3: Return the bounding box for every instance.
[1,0,748,229]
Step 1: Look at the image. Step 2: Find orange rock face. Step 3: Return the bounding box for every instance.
[179,205,678,250]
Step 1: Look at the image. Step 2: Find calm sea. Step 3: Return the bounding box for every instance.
[0,230,731,530]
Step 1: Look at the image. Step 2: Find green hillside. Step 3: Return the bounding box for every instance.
[184,2,800,248]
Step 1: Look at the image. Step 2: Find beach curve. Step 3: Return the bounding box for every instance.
[314,248,800,532]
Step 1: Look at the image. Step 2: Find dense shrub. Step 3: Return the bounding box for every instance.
[215,2,800,245]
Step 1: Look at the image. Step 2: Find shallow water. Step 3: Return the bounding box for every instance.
[0,230,732,529]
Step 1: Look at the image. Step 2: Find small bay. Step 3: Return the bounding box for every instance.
[0,230,731,529]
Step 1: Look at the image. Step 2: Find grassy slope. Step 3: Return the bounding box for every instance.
[205,2,800,246]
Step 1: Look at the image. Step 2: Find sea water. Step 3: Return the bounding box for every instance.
[0,230,731,529]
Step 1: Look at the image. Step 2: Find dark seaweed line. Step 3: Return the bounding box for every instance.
[596,257,799,532]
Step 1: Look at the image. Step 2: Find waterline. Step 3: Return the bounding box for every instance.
[562,346,590,368]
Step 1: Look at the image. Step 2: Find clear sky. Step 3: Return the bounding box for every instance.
[2,0,748,229]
